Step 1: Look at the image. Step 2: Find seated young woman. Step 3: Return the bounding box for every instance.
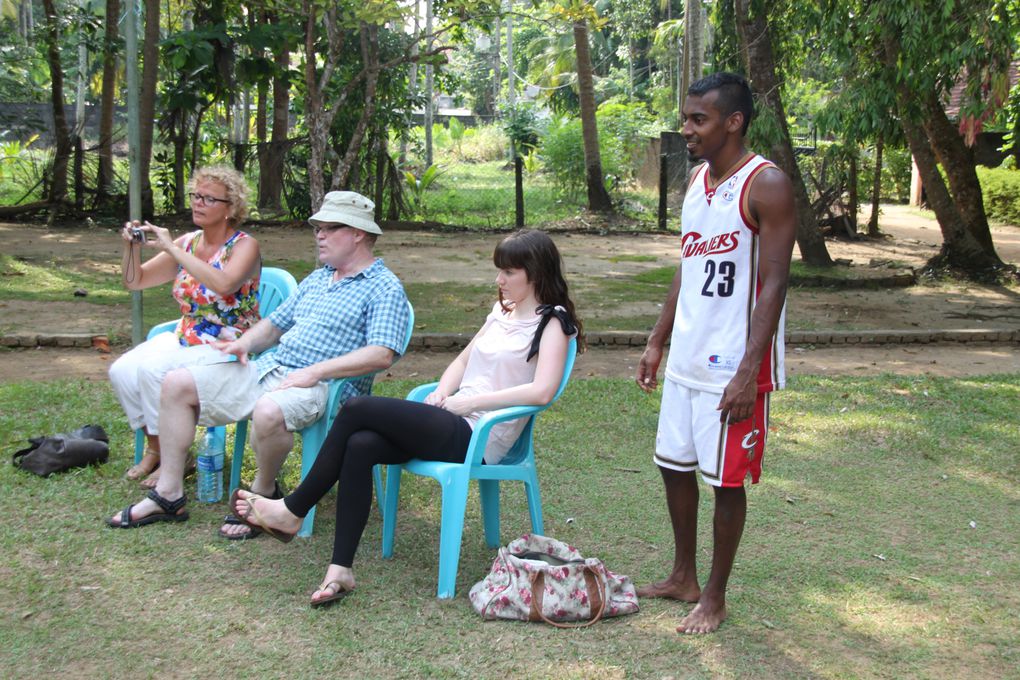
[230,229,583,607]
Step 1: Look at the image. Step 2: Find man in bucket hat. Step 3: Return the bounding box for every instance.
[108,191,410,538]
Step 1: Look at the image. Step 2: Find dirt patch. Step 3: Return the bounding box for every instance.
[1,204,1018,383]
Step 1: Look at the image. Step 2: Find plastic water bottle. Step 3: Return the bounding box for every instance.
[196,428,225,502]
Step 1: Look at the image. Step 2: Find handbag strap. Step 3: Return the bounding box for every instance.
[529,566,608,628]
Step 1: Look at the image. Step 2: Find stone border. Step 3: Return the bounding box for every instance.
[2,328,1017,351]
[405,329,1019,350]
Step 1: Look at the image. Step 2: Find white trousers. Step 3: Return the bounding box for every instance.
[108,333,227,435]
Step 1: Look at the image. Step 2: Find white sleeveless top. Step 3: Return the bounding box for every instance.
[457,302,542,464]
[664,154,786,393]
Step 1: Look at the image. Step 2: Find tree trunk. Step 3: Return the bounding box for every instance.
[573,20,613,212]
[96,0,119,202]
[332,23,381,190]
[920,89,998,254]
[847,144,858,235]
[881,39,1000,274]
[257,11,290,212]
[303,2,329,209]
[138,0,160,217]
[734,0,832,265]
[900,114,1001,273]
[41,0,70,209]
[879,33,1002,277]
[867,133,883,236]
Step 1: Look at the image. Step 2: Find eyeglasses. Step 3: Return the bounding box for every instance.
[189,192,231,206]
[312,223,349,235]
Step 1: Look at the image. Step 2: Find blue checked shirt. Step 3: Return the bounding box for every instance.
[254,259,409,402]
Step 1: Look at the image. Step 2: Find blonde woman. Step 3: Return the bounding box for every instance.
[110,165,261,488]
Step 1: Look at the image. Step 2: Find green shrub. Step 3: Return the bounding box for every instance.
[538,107,652,198]
[596,98,659,180]
[457,124,507,162]
[977,166,1020,226]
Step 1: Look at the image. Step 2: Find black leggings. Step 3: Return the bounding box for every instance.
[283,395,474,567]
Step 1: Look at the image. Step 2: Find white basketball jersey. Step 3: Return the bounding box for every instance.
[664,154,786,393]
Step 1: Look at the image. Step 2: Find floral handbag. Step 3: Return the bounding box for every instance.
[469,534,639,627]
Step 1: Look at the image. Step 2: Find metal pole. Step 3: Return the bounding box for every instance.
[658,153,668,231]
[506,2,514,107]
[125,0,143,345]
[515,155,524,228]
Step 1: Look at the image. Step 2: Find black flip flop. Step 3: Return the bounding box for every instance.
[107,489,189,528]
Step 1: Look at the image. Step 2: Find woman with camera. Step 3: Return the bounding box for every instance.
[110,165,262,488]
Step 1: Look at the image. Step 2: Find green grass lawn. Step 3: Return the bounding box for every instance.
[411,160,661,230]
[1,374,1017,677]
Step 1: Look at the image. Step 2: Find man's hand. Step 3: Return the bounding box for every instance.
[214,339,250,365]
[636,345,664,393]
[717,374,756,424]
[275,366,323,390]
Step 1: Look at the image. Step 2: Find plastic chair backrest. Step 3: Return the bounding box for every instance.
[493,336,576,466]
[144,266,296,341]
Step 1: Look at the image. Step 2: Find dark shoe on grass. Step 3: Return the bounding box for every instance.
[107,489,189,528]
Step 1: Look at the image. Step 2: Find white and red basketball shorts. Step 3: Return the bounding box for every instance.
[654,379,770,487]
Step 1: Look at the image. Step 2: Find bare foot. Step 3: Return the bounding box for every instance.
[636,578,701,602]
[142,454,195,489]
[233,489,302,537]
[139,467,160,489]
[310,564,356,607]
[220,483,281,539]
[676,601,727,634]
[124,449,159,481]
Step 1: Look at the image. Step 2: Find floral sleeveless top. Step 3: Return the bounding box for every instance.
[172,230,260,346]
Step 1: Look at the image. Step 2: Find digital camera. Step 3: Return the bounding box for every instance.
[130,227,145,243]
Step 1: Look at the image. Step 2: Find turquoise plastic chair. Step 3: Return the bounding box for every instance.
[132,266,299,465]
[229,300,415,537]
[381,337,577,598]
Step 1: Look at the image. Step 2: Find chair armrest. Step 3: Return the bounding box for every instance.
[464,404,545,466]
[406,382,439,402]
[145,320,178,341]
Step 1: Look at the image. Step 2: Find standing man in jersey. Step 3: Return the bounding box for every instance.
[635,72,796,634]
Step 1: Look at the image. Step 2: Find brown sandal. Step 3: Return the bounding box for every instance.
[311,580,352,608]
[125,448,160,481]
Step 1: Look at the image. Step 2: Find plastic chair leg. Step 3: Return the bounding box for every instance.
[436,476,471,599]
[296,422,326,538]
[133,428,146,465]
[381,465,404,558]
[524,471,545,535]
[229,420,248,495]
[478,479,502,548]
[372,465,386,517]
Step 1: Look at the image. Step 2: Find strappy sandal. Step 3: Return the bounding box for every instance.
[219,482,285,540]
[229,488,296,544]
[107,489,189,528]
[310,580,353,608]
[124,448,160,481]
